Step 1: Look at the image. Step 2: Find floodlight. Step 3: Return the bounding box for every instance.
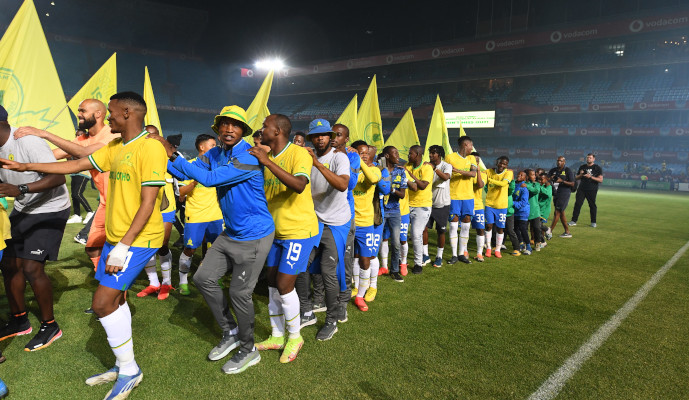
[255,58,285,71]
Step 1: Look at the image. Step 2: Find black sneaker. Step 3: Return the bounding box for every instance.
[316,322,338,341]
[457,255,472,264]
[0,315,32,341]
[412,264,423,274]
[390,272,404,282]
[299,312,317,329]
[73,234,87,245]
[448,256,459,265]
[24,321,62,351]
[84,307,95,314]
[312,302,327,313]
[337,304,348,323]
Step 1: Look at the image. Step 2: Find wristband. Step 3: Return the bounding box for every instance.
[107,242,131,267]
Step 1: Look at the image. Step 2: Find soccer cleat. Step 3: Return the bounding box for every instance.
[354,297,368,312]
[378,267,389,276]
[208,332,239,361]
[568,221,577,226]
[74,234,87,245]
[448,256,459,265]
[351,288,358,298]
[464,251,469,258]
[222,348,261,374]
[523,249,532,255]
[157,284,173,300]
[400,264,408,276]
[474,254,484,263]
[494,251,502,259]
[85,366,119,386]
[591,223,597,228]
[24,321,62,351]
[255,335,285,351]
[316,322,338,341]
[390,272,404,282]
[279,336,304,363]
[136,285,159,298]
[0,316,32,341]
[457,255,472,264]
[363,288,378,302]
[179,283,190,296]
[411,264,423,274]
[0,377,6,399]
[485,248,492,258]
[421,254,431,266]
[103,369,143,400]
[67,214,83,224]
[312,302,327,313]
[511,250,521,256]
[560,232,573,238]
[299,313,317,329]
[433,257,442,268]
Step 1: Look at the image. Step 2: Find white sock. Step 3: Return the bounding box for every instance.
[437,247,444,259]
[400,243,409,264]
[280,289,301,338]
[485,230,493,250]
[380,241,389,269]
[268,287,285,337]
[423,244,429,257]
[476,234,485,255]
[459,222,471,255]
[178,253,192,285]
[369,258,379,289]
[449,221,459,256]
[144,255,159,287]
[159,250,172,285]
[496,233,505,252]
[100,303,138,376]
[353,258,360,289]
[357,268,370,298]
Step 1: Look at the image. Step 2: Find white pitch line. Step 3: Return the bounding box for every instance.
[528,239,689,400]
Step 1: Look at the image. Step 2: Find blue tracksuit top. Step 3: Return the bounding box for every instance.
[512,182,531,221]
[346,151,361,219]
[376,164,391,220]
[167,140,275,241]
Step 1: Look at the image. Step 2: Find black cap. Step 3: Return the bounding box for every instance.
[167,134,182,147]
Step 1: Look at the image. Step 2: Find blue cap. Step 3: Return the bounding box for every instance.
[307,118,335,138]
[0,105,7,122]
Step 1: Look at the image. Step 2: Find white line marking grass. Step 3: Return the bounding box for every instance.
[528,240,689,400]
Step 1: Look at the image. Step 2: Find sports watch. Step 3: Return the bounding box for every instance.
[18,184,29,195]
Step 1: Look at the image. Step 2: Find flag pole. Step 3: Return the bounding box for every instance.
[43,103,70,131]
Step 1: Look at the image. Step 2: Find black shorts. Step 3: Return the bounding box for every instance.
[553,195,570,211]
[427,205,450,232]
[6,208,69,262]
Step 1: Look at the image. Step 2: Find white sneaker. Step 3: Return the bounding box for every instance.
[66,214,82,224]
[83,211,94,224]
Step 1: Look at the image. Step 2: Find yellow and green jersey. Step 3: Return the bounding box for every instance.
[445,153,477,201]
[485,168,514,209]
[399,169,413,215]
[88,130,167,248]
[181,157,223,223]
[353,163,382,227]
[473,171,487,210]
[405,163,434,208]
[264,143,318,239]
[161,172,177,214]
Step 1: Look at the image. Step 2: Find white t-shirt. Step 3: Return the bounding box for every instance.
[431,160,452,208]
[310,148,351,226]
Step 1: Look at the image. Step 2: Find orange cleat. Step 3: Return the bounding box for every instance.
[354,297,368,312]
[378,267,389,276]
[494,251,502,259]
[157,284,174,300]
[400,264,408,276]
[136,285,160,298]
[485,248,492,258]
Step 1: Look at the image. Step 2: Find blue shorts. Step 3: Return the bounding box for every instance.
[267,236,320,275]
[96,242,159,291]
[449,199,474,221]
[400,214,410,242]
[354,225,380,258]
[162,211,176,223]
[485,207,507,229]
[184,219,223,249]
[471,209,485,230]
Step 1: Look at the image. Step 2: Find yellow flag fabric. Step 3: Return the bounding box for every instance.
[423,95,452,162]
[244,70,273,146]
[0,0,74,139]
[143,66,162,136]
[459,123,487,170]
[384,108,419,158]
[67,53,117,116]
[336,94,358,145]
[356,76,384,150]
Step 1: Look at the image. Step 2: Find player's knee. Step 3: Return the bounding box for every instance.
[21,261,46,281]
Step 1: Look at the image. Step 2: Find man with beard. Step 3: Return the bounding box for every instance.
[483,156,513,259]
[548,156,575,238]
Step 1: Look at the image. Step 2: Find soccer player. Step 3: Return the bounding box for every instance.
[469,152,486,262]
[548,156,575,238]
[445,136,478,264]
[366,144,390,299]
[380,146,406,282]
[292,131,306,147]
[349,140,382,311]
[249,114,319,363]
[176,134,223,295]
[512,171,531,254]
[398,168,413,275]
[570,153,603,228]
[484,156,513,259]
[2,92,168,399]
[423,145,452,267]
[0,105,71,352]
[156,105,275,374]
[405,145,433,274]
[295,119,350,341]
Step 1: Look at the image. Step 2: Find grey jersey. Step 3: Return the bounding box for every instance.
[310,148,351,226]
[431,160,452,207]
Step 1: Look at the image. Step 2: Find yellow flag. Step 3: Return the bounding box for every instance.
[143,66,162,136]
[0,0,74,139]
[384,108,419,158]
[244,70,273,145]
[356,75,384,150]
[423,95,452,162]
[67,53,117,116]
[336,94,358,145]
[459,123,487,170]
